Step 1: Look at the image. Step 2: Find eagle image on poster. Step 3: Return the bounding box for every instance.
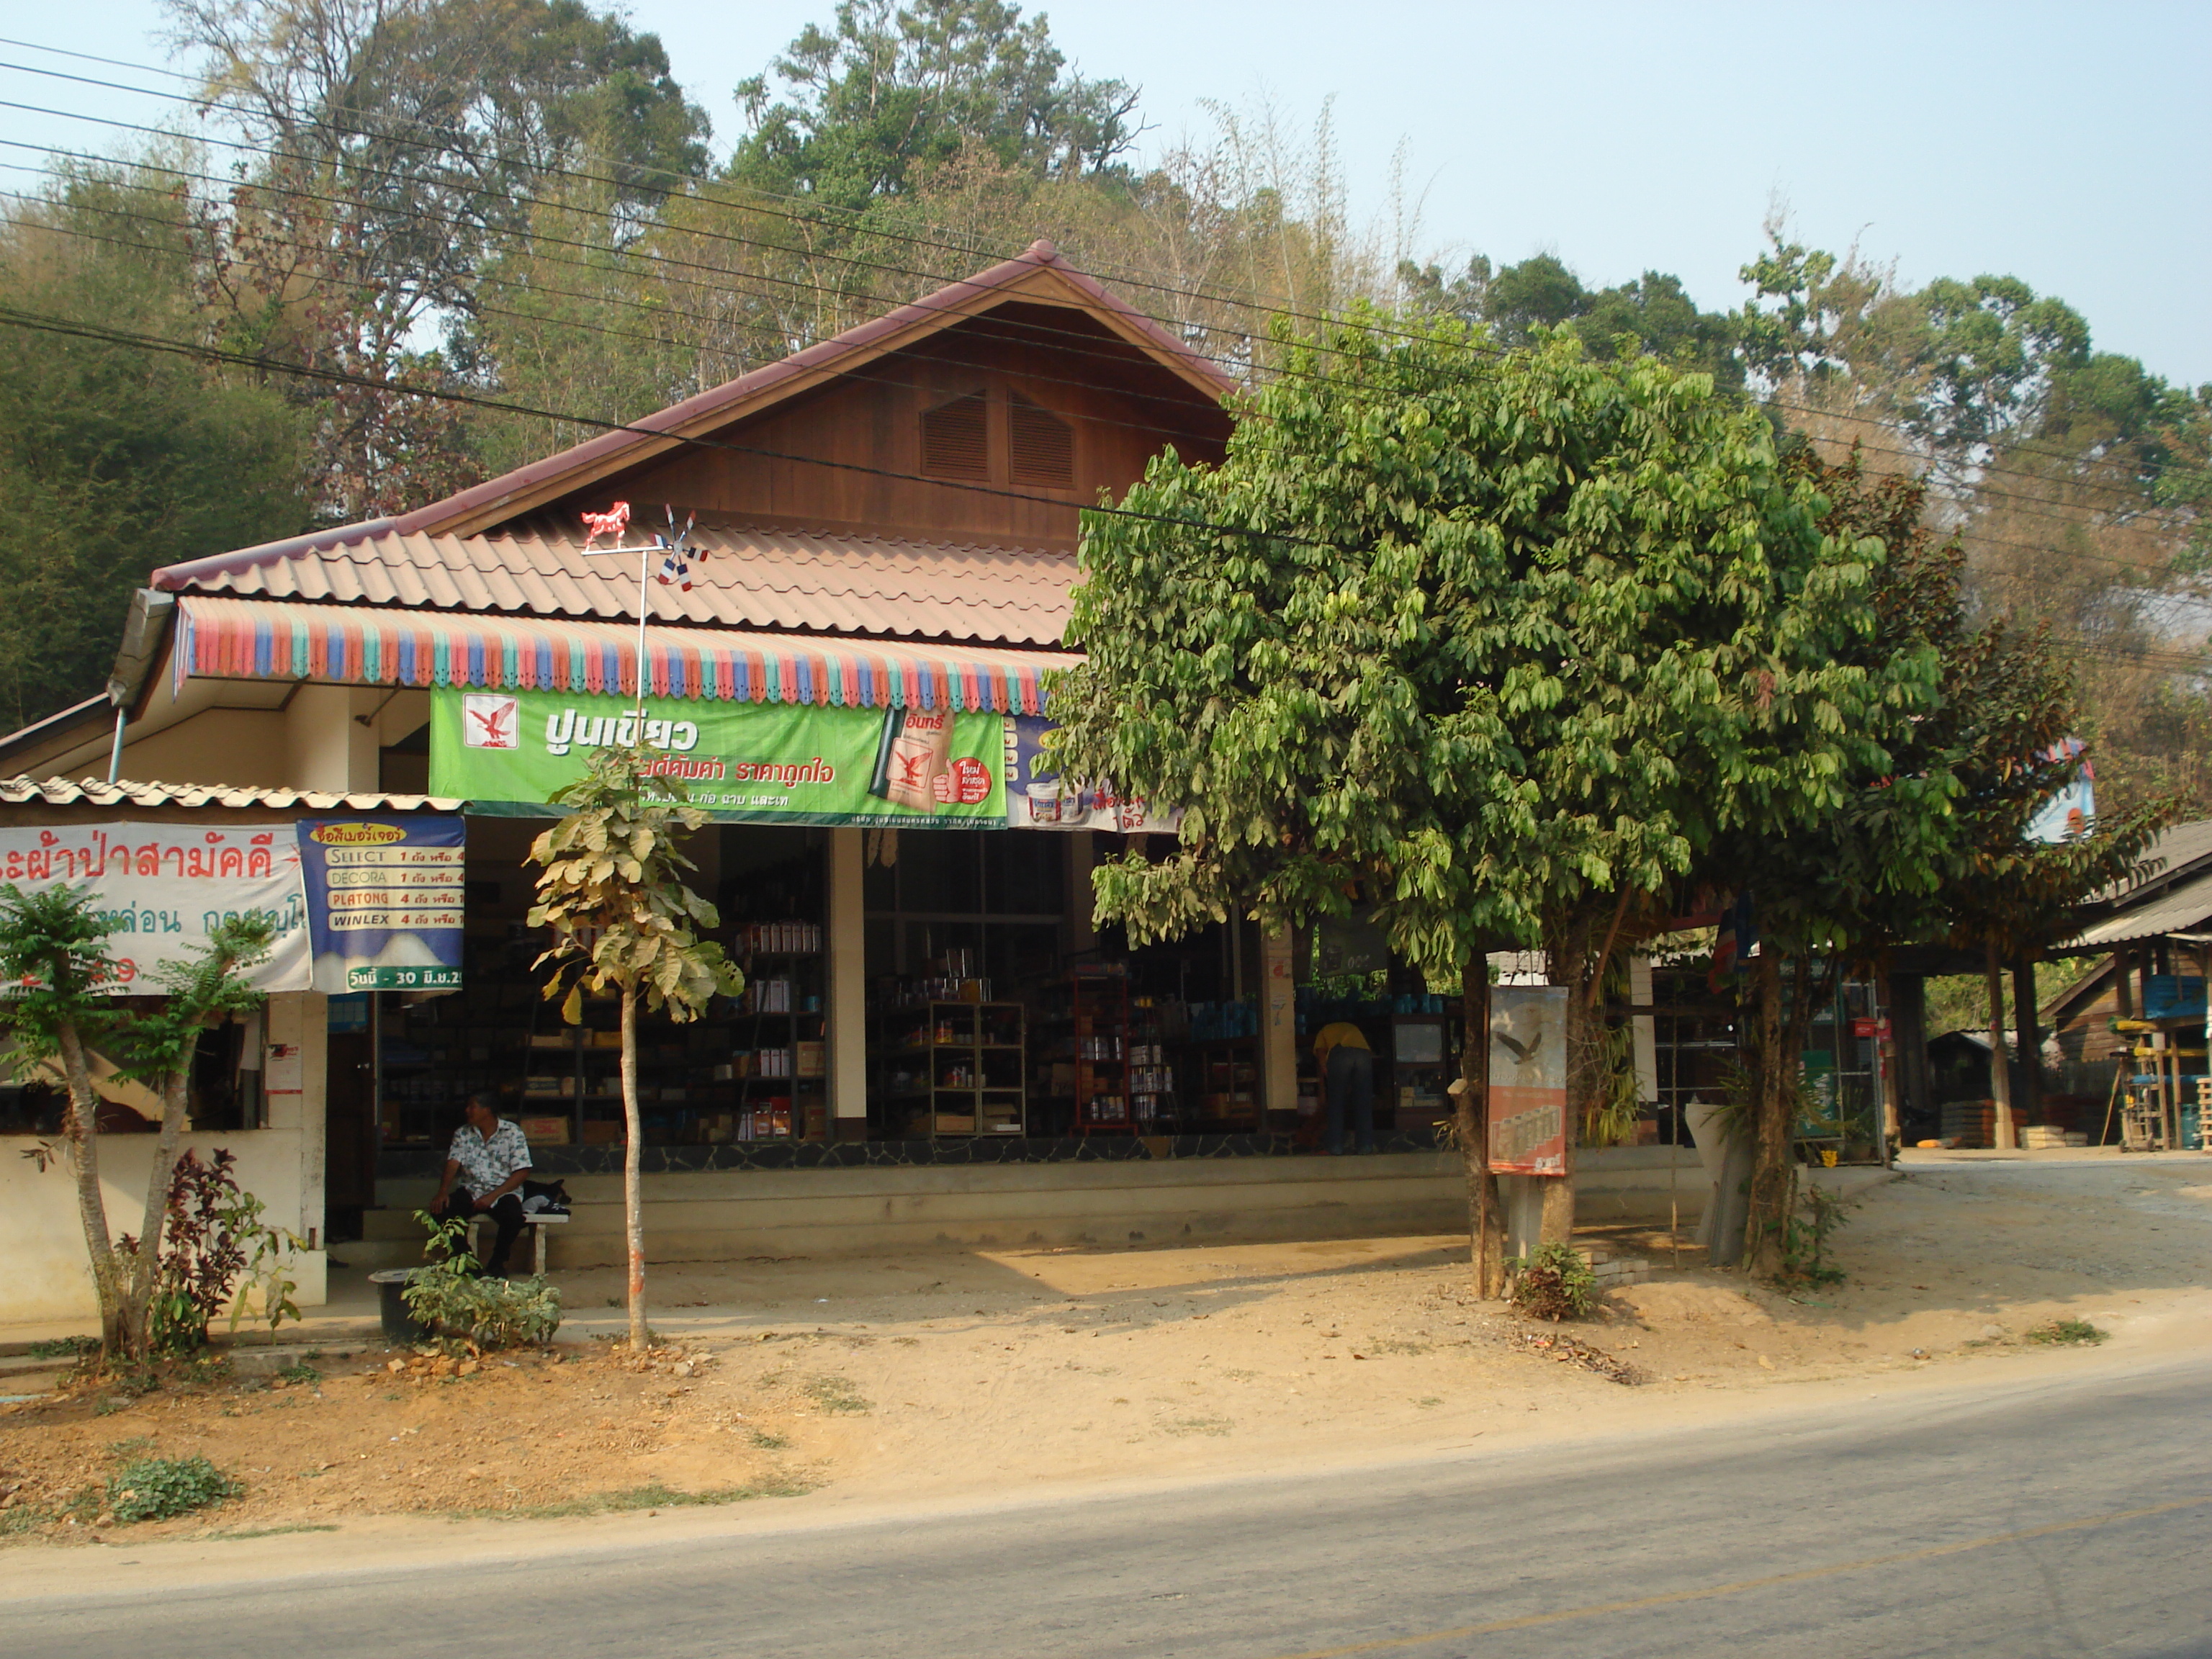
[1488,985,1569,1176]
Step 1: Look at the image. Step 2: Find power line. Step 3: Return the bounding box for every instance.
[1,169,2196,592]
[6,114,2190,554]
[0,47,2203,536]
[11,165,2183,582]
[0,299,1357,557]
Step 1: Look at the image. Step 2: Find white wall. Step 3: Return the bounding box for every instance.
[0,1130,329,1327]
[0,990,331,1329]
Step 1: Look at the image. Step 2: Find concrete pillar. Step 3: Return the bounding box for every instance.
[1260,924,1296,1115]
[1629,955,1658,1104]
[282,685,379,793]
[826,828,868,1139]
[1498,1175,1546,1259]
[1063,832,1095,956]
[262,991,330,1305]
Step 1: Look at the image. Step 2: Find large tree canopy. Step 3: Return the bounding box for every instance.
[729,0,1141,210]
[1052,318,1934,1245]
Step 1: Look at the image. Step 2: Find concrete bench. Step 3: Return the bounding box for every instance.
[465,1209,567,1275]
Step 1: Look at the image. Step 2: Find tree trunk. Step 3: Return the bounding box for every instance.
[120,1065,194,1356]
[1743,946,1794,1275]
[55,1022,127,1357]
[621,986,647,1351]
[1455,961,1505,1298]
[1540,912,1592,1247]
[1984,940,2015,1151]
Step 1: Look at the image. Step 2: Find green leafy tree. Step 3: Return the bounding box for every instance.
[0,163,308,724]
[167,0,711,519]
[526,747,741,1350]
[1052,316,1916,1287]
[729,0,1140,212]
[0,884,274,1359]
[1401,253,1740,389]
[1717,449,2175,1258]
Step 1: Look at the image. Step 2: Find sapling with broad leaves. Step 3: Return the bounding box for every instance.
[526,746,742,1351]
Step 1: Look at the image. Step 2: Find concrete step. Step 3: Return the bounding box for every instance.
[332,1237,422,1271]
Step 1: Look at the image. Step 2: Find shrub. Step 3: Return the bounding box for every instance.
[403,1214,562,1349]
[140,1151,305,1353]
[2025,1317,2108,1346]
[1506,1242,1598,1321]
[106,1455,238,1522]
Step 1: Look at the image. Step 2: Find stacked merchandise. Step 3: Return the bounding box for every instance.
[1940,1099,1997,1148]
[2018,1125,2090,1148]
[739,920,822,953]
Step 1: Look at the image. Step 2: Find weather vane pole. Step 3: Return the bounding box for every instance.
[577,502,702,736]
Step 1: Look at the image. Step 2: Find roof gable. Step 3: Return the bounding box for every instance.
[150,241,1229,599]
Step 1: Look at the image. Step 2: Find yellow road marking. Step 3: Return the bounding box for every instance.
[1261,1493,2212,1658]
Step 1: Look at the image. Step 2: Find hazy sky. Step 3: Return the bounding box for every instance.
[4,1,2206,383]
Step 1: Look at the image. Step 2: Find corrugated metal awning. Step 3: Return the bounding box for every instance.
[174,596,1072,715]
[0,777,460,811]
[2064,868,2212,950]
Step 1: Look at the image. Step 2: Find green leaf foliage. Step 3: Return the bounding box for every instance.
[1051,315,1930,984]
[0,881,123,1066]
[525,745,742,1017]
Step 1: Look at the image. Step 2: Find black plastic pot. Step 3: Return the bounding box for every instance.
[370,1269,427,1342]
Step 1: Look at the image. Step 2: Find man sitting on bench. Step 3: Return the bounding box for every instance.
[431,1092,532,1277]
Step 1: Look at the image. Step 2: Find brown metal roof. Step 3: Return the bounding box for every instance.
[0,777,461,812]
[158,525,1079,647]
[147,242,1232,595]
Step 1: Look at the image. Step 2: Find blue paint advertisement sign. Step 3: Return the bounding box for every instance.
[295,816,467,992]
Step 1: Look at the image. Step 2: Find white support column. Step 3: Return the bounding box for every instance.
[827,828,868,1138]
[1261,924,1297,1118]
[1629,955,1659,1105]
[262,991,330,1305]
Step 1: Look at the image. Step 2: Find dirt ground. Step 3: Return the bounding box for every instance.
[4,1151,2208,1547]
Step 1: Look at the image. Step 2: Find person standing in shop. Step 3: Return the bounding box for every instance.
[1311,1021,1375,1154]
[430,1092,533,1276]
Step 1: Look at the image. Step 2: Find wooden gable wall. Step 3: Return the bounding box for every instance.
[534,303,1231,549]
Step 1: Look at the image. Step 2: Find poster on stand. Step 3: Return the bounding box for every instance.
[1488,985,1568,1176]
[296,816,467,992]
[0,824,310,992]
[429,688,1005,827]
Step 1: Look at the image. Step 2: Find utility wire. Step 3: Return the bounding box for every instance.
[0,49,2202,535]
[9,168,2185,585]
[0,172,2196,590]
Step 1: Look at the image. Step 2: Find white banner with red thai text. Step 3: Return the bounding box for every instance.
[0,824,310,992]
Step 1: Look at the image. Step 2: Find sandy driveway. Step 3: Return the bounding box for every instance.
[1,1149,2207,1550]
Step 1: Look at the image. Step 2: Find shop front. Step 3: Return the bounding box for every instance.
[361,667,1470,1184]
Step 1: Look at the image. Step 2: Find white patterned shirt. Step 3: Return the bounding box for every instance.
[447,1118,531,1195]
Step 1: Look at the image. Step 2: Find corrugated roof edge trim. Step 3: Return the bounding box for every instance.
[174,597,1064,715]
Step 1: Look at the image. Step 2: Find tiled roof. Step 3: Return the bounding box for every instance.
[156,524,1078,647]
[0,777,460,811]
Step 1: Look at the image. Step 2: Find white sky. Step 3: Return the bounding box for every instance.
[2,0,2206,385]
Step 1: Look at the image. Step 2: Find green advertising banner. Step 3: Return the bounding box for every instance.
[428,688,1007,827]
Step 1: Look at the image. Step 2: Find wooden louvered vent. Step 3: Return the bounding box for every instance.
[920,392,989,480]
[1008,392,1074,487]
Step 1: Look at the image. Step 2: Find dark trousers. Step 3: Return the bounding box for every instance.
[1325,1045,1375,1154]
[437,1188,525,1274]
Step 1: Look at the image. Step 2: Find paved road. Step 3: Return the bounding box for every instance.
[12,1357,2212,1659]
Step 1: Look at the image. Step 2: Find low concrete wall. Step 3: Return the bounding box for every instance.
[364,1145,1738,1269]
[0,1131,328,1325]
